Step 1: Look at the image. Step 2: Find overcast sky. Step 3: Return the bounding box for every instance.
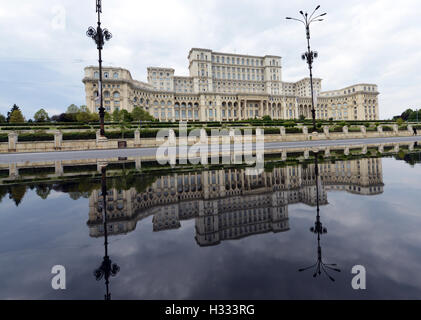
[0,0,420,119]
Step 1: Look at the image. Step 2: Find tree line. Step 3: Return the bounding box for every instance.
[0,104,155,123]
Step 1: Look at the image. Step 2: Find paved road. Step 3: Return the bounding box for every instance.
[0,136,420,164]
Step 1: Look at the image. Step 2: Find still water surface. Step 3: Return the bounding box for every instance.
[0,153,421,299]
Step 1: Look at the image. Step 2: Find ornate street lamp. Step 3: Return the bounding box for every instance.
[286,6,326,132]
[93,165,120,300]
[86,0,112,137]
[298,153,340,281]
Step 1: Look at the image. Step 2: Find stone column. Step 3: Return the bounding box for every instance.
[9,163,18,178]
[169,129,176,145]
[323,125,330,139]
[377,125,383,135]
[200,128,208,145]
[394,143,399,153]
[281,150,287,161]
[324,147,330,157]
[97,161,108,172]
[378,144,384,153]
[409,142,414,151]
[134,129,141,147]
[302,126,308,136]
[343,125,348,135]
[280,126,286,137]
[304,149,309,159]
[96,129,107,147]
[408,125,413,135]
[55,161,63,176]
[344,147,349,156]
[8,132,17,152]
[393,124,398,135]
[360,125,367,136]
[362,145,367,154]
[135,158,142,170]
[54,131,62,150]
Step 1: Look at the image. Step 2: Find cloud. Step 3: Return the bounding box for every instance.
[0,0,420,119]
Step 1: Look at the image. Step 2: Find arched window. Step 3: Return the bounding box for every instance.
[113,72,118,79]
[94,71,99,79]
[104,72,109,78]
[113,91,120,98]
[103,91,110,98]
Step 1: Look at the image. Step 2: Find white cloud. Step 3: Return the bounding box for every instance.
[0,0,420,119]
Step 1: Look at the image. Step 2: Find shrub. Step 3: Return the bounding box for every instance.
[285,127,302,134]
[63,131,96,140]
[139,129,160,138]
[382,126,393,131]
[262,127,280,135]
[283,121,296,127]
[18,133,54,142]
[0,133,8,142]
[348,127,361,132]
[329,126,343,132]
[105,130,134,139]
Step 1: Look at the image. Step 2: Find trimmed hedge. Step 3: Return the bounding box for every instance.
[348,127,361,132]
[285,127,302,134]
[382,126,393,131]
[0,133,8,142]
[105,130,134,139]
[63,131,96,140]
[18,133,54,142]
[329,126,343,133]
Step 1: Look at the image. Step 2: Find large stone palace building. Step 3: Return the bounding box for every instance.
[82,48,380,121]
[87,158,383,246]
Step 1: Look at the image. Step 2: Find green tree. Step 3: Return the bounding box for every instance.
[112,109,121,122]
[299,114,306,121]
[396,118,404,126]
[7,104,21,122]
[104,112,112,121]
[35,184,52,199]
[0,114,5,123]
[76,111,91,123]
[262,115,272,121]
[120,109,133,122]
[89,112,99,122]
[131,106,154,121]
[9,108,25,123]
[34,108,49,122]
[66,104,79,114]
[79,105,88,113]
[9,185,27,206]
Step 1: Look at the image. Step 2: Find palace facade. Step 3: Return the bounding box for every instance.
[87,158,383,246]
[82,48,380,122]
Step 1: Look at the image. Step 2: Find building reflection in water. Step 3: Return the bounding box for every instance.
[298,153,341,281]
[87,157,384,248]
[93,164,120,300]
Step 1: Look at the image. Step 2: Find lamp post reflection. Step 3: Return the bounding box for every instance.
[93,164,120,300]
[299,153,340,281]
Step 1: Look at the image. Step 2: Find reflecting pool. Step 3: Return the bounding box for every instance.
[1,150,421,299]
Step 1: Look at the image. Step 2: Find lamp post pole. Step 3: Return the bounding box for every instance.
[87,0,112,137]
[286,6,326,132]
[94,165,120,300]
